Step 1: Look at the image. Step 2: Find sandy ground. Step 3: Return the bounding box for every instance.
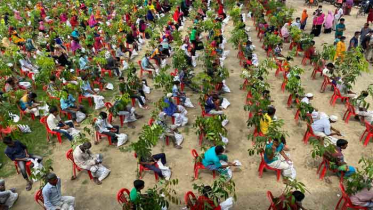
[3,1,373,209]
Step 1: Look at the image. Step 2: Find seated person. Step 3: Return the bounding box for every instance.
[95,112,119,144]
[78,50,90,71]
[80,74,98,97]
[311,115,341,144]
[42,173,75,210]
[47,75,59,97]
[150,45,167,66]
[172,81,186,104]
[4,77,21,92]
[3,136,43,191]
[163,93,178,117]
[19,92,40,117]
[304,41,317,60]
[274,43,284,58]
[350,187,373,208]
[196,186,234,210]
[104,51,121,76]
[116,44,132,61]
[243,41,254,59]
[19,57,39,74]
[352,91,373,123]
[336,78,356,98]
[275,191,307,210]
[155,112,183,149]
[260,106,276,135]
[47,106,75,141]
[141,54,156,72]
[139,152,167,179]
[202,146,236,179]
[111,97,143,129]
[324,139,356,177]
[73,142,110,185]
[300,93,313,104]
[178,67,199,92]
[60,89,86,123]
[0,179,18,209]
[119,76,148,109]
[130,180,145,205]
[205,94,224,115]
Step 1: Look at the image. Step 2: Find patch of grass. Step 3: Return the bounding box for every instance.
[82,180,89,185]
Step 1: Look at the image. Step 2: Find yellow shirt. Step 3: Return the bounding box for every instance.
[260,113,272,134]
[334,41,346,61]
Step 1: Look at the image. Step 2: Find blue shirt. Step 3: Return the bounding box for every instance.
[202,146,222,168]
[163,98,177,116]
[204,97,216,113]
[5,140,27,161]
[141,57,149,69]
[81,81,92,96]
[79,56,89,70]
[42,178,62,210]
[172,85,178,97]
[264,142,284,164]
[60,94,76,110]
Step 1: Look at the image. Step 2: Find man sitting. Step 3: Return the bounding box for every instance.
[264,138,296,180]
[196,186,234,210]
[141,54,157,73]
[155,112,183,149]
[311,115,341,145]
[47,75,59,97]
[130,180,145,204]
[47,106,75,141]
[42,173,75,210]
[350,187,373,208]
[139,152,168,179]
[60,89,86,124]
[275,191,307,210]
[260,106,276,135]
[336,78,356,98]
[95,112,119,144]
[0,179,18,209]
[205,94,224,115]
[352,91,373,123]
[3,136,42,191]
[202,146,236,179]
[301,93,313,104]
[19,92,40,117]
[73,142,110,185]
[324,139,356,177]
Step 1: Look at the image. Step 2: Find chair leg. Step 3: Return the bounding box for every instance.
[360,130,368,141]
[345,113,351,124]
[194,169,199,179]
[335,197,343,210]
[364,134,373,146]
[320,166,327,180]
[57,134,62,144]
[276,170,281,181]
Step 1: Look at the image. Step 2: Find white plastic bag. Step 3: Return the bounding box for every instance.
[138,37,145,45]
[76,111,86,123]
[93,95,105,110]
[122,60,129,70]
[222,119,229,127]
[220,197,234,210]
[19,82,31,89]
[66,20,71,28]
[222,80,231,93]
[116,133,128,147]
[161,59,167,68]
[105,83,114,90]
[17,124,31,133]
[174,132,184,145]
[184,98,194,108]
[221,135,229,144]
[143,84,150,94]
[67,127,80,138]
[157,160,172,180]
[221,98,230,109]
[30,158,43,182]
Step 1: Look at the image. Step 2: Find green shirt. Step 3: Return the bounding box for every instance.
[130,188,140,202]
[190,29,197,41]
[335,23,345,37]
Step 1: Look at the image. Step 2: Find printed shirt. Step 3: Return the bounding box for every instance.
[264,142,284,164]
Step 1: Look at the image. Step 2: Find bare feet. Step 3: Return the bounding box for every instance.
[93,178,102,185]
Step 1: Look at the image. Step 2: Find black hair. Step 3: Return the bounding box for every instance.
[292,191,305,202]
[355,31,361,36]
[340,18,345,21]
[336,139,348,147]
[326,63,334,68]
[173,80,180,85]
[29,92,37,99]
[99,112,107,119]
[215,145,224,155]
[81,74,88,80]
[119,76,124,80]
[202,186,213,197]
[134,180,145,190]
[361,91,369,97]
[3,136,12,144]
[50,75,56,81]
[49,106,58,114]
[268,106,276,116]
[273,138,281,143]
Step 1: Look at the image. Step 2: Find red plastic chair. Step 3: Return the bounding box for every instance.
[258,152,281,181]
[43,85,60,101]
[320,75,332,93]
[301,52,312,66]
[138,60,153,77]
[58,107,72,120]
[93,118,113,145]
[184,191,198,210]
[360,121,373,147]
[335,182,368,210]
[253,127,265,138]
[66,149,93,180]
[78,94,93,107]
[267,191,277,210]
[303,123,318,144]
[294,109,301,123]
[330,85,349,106]
[16,103,35,120]
[311,65,323,80]
[34,189,46,209]
[191,149,216,180]
[317,157,338,180]
[116,188,130,206]
[199,102,213,118]
[105,102,125,127]
[134,153,159,181]
[14,161,32,177]
[100,65,113,77]
[280,73,287,92]
[342,102,357,124]
[40,116,63,144]
[275,60,284,77]
[173,96,181,105]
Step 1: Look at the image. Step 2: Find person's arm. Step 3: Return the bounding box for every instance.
[42,188,59,210]
[280,150,290,161]
[330,126,341,135]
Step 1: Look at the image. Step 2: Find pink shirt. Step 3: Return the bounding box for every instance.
[350,188,373,206]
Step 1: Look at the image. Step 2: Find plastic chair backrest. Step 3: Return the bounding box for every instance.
[364,120,373,133]
[191,149,199,159]
[332,84,342,96]
[34,189,45,208]
[148,118,154,125]
[117,188,130,205]
[105,102,113,109]
[339,182,354,206]
[66,149,74,162]
[184,191,197,208]
[40,116,53,132]
[266,191,276,209]
[307,123,315,135]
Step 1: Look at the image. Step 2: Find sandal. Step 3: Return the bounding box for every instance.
[26,182,32,191]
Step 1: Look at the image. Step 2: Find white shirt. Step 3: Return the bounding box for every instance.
[311,118,331,135]
[47,114,61,130]
[301,97,310,104]
[95,118,113,133]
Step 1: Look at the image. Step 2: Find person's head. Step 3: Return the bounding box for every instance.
[82,74,89,81]
[80,142,92,151]
[361,90,369,98]
[119,76,124,82]
[211,94,220,102]
[355,31,361,37]
[340,18,345,23]
[305,93,313,100]
[3,136,14,147]
[329,115,338,123]
[263,90,270,97]
[49,105,58,115]
[49,75,56,82]
[0,179,5,191]
[28,92,37,100]
[340,36,346,41]
[365,23,369,28]
[173,80,180,86]
[215,145,225,155]
[272,138,282,147]
[99,112,107,119]
[145,53,150,58]
[267,106,276,117]
[202,186,213,197]
[292,191,305,202]
[46,173,58,186]
[134,179,145,191]
[326,63,334,70]
[5,77,15,85]
[296,17,300,22]
[336,139,348,149]
[311,40,315,46]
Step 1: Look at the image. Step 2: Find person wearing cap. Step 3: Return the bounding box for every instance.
[42,173,75,210]
[334,36,346,61]
[205,94,224,115]
[301,93,313,104]
[0,179,18,209]
[348,31,360,51]
[73,142,111,185]
[311,115,341,144]
[3,136,43,191]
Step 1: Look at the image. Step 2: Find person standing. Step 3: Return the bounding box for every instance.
[324,11,334,33]
[348,31,361,51]
[333,8,344,31]
[42,173,75,210]
[335,36,346,61]
[300,10,308,30]
[360,23,372,45]
[335,18,346,38]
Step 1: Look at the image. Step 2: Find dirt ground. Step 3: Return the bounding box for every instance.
[4,1,373,209]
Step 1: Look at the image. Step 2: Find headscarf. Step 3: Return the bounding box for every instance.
[88,14,97,28]
[316,13,325,25]
[324,11,334,29]
[301,10,308,23]
[281,23,290,38]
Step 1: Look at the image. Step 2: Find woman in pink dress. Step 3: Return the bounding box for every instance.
[324,11,334,34]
